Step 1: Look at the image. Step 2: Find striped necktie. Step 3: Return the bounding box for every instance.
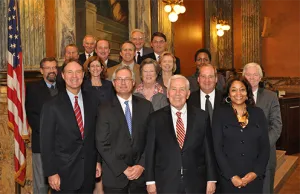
[176,111,185,148]
[124,101,132,135]
[74,96,84,139]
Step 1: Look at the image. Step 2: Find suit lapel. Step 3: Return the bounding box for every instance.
[165,106,180,147]
[182,105,195,151]
[60,90,82,137]
[256,88,264,106]
[82,92,91,139]
[214,89,222,109]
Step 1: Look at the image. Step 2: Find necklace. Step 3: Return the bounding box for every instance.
[232,105,249,128]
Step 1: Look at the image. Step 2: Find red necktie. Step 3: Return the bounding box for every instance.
[74,96,84,139]
[176,112,185,148]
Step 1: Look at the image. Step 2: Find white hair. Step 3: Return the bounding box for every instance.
[242,62,263,78]
[167,75,190,91]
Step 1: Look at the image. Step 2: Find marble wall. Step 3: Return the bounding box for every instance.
[56,0,76,61]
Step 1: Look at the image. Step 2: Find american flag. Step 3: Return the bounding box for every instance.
[7,0,29,186]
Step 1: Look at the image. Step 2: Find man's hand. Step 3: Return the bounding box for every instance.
[48,174,61,191]
[96,162,102,178]
[241,172,257,187]
[231,175,243,188]
[127,165,144,180]
[147,184,157,194]
[123,166,134,179]
[206,182,216,194]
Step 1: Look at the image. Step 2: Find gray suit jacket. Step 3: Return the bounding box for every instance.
[256,88,282,169]
[133,92,168,111]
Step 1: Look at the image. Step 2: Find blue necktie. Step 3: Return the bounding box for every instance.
[124,101,132,135]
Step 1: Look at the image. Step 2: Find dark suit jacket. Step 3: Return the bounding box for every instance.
[187,89,222,112]
[256,88,282,170]
[96,95,153,189]
[78,52,97,65]
[142,52,181,74]
[40,90,98,191]
[82,79,114,104]
[145,105,218,193]
[212,105,270,180]
[25,79,58,153]
[107,58,119,68]
[142,47,153,56]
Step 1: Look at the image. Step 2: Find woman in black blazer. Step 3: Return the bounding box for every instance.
[212,76,270,193]
[82,56,114,104]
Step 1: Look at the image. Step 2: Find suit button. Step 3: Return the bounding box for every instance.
[241,140,245,144]
[241,153,245,156]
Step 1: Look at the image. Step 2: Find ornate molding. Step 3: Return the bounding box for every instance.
[263,77,300,94]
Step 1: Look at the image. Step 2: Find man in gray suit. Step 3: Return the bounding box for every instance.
[243,62,282,194]
[130,29,153,64]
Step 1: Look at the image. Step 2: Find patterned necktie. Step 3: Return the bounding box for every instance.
[74,96,84,139]
[124,101,132,135]
[205,94,213,124]
[176,112,185,149]
[137,51,142,64]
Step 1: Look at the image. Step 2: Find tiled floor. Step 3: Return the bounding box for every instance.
[278,153,300,194]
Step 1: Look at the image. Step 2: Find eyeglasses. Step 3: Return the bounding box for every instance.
[114,78,133,83]
[43,66,57,70]
[152,40,165,45]
[131,37,144,41]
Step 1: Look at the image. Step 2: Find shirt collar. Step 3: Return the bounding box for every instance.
[66,89,83,100]
[45,81,56,89]
[117,94,133,104]
[136,48,143,56]
[171,103,187,114]
[200,89,215,98]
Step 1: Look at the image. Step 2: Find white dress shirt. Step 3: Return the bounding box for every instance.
[154,52,160,61]
[85,51,94,59]
[253,88,258,103]
[117,94,133,117]
[66,89,85,126]
[200,89,216,111]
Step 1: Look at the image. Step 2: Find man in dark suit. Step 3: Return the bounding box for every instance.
[188,64,222,123]
[243,62,282,194]
[145,75,217,194]
[142,32,181,74]
[95,39,118,68]
[25,57,59,194]
[96,66,153,194]
[78,35,97,65]
[187,48,225,92]
[130,29,153,64]
[40,60,101,193]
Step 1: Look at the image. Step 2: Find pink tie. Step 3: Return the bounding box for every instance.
[74,96,84,139]
[176,112,185,148]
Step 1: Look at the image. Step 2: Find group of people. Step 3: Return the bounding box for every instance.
[25,29,282,194]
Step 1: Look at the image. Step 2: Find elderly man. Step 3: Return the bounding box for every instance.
[188,64,222,123]
[243,62,282,194]
[26,57,59,194]
[130,29,153,64]
[96,66,153,194]
[142,32,181,74]
[188,48,225,92]
[78,35,97,65]
[95,39,118,68]
[145,75,217,194]
[40,60,101,193]
[107,41,141,86]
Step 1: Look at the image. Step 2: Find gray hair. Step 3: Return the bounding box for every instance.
[112,65,135,82]
[130,29,145,38]
[83,35,96,44]
[242,62,263,78]
[167,75,190,91]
